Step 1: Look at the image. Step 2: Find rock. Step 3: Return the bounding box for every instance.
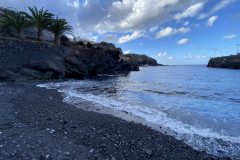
[60,35,69,43]
[207,54,240,69]
[0,37,146,81]
[63,57,88,78]
[87,42,94,48]
[121,54,162,66]
[45,155,50,159]
[65,152,70,155]
[143,148,153,156]
[77,41,85,47]
[50,129,56,134]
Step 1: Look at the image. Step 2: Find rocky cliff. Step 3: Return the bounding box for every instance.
[0,37,138,81]
[121,54,162,67]
[207,54,240,69]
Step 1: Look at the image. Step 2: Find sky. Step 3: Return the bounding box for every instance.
[1,0,240,65]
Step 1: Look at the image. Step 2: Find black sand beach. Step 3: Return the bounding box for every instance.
[0,82,227,160]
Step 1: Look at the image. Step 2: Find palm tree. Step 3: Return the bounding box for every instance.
[47,17,73,45]
[24,6,54,42]
[0,10,28,39]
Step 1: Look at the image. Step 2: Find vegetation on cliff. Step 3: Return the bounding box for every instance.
[23,6,54,42]
[0,6,72,44]
[0,10,28,39]
[47,17,73,45]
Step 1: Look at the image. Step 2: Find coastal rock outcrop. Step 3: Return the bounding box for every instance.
[0,37,139,81]
[122,54,162,67]
[207,54,240,69]
[61,40,139,76]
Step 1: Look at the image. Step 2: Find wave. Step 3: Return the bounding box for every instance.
[37,81,240,158]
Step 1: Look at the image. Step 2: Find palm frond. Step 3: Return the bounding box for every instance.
[0,10,29,29]
[23,6,54,29]
[47,17,73,35]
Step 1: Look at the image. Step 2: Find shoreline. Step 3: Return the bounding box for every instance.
[0,82,227,159]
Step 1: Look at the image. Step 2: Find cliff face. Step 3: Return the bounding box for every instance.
[207,55,240,69]
[0,37,138,81]
[121,54,161,67]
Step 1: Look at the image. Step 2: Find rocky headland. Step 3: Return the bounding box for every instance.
[207,54,240,69]
[0,36,160,81]
[121,54,163,67]
[0,36,161,81]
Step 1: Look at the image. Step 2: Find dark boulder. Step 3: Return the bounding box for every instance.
[64,57,88,78]
[87,42,94,48]
[60,35,70,43]
[77,41,85,47]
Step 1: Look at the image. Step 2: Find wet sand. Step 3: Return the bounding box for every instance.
[0,82,227,160]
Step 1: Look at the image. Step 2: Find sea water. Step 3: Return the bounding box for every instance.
[38,65,240,158]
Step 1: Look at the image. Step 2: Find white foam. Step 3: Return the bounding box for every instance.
[37,81,240,158]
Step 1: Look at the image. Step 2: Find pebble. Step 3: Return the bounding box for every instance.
[143,148,153,156]
[0,145,3,148]
[0,131,2,134]
[89,149,94,153]
[46,128,50,131]
[50,129,56,134]
[65,152,70,155]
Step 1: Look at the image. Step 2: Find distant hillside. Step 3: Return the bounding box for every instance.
[121,54,163,67]
[207,54,240,69]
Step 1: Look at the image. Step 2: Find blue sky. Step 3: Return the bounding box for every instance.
[1,0,240,65]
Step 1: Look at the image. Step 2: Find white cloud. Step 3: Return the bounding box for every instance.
[103,34,118,42]
[211,0,235,13]
[1,0,230,39]
[149,25,158,32]
[184,55,207,59]
[199,0,235,19]
[158,52,167,57]
[177,38,190,45]
[90,36,98,42]
[168,56,173,60]
[75,0,207,34]
[156,27,190,39]
[174,2,204,21]
[118,31,145,43]
[196,56,207,59]
[184,21,189,26]
[124,50,131,54]
[222,34,237,39]
[183,54,193,59]
[207,16,218,26]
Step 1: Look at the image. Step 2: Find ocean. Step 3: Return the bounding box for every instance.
[38,65,240,158]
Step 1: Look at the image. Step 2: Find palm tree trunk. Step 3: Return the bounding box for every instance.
[16,28,24,39]
[54,34,60,45]
[38,28,45,42]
